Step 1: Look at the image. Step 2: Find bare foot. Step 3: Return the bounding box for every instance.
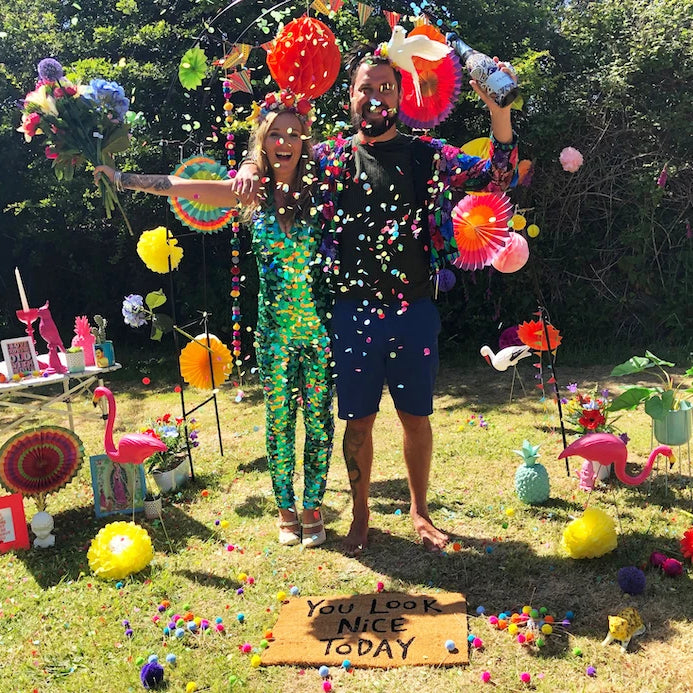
[412,512,448,553]
[343,510,369,556]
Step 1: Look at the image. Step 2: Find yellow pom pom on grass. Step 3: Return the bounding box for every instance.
[561,507,617,559]
[88,521,153,580]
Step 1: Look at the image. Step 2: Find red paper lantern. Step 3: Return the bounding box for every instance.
[266,16,341,99]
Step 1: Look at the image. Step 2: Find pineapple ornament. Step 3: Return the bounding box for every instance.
[514,440,550,504]
[71,315,96,366]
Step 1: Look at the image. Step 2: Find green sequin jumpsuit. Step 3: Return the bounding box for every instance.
[251,206,334,510]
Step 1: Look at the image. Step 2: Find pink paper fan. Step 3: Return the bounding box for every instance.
[451,193,513,270]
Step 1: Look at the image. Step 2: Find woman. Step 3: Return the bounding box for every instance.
[95,95,333,547]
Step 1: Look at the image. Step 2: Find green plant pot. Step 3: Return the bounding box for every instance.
[653,403,692,446]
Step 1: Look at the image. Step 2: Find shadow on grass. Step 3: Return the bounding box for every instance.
[369,477,447,515]
[174,569,240,591]
[317,521,687,645]
[237,456,268,474]
[16,502,213,589]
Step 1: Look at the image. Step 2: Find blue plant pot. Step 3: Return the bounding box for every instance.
[94,341,115,367]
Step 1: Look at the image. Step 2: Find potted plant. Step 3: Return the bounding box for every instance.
[564,384,627,480]
[91,314,115,367]
[65,346,86,373]
[143,482,163,520]
[144,414,199,494]
[608,352,693,445]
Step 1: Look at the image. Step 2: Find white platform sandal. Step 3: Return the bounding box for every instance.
[301,513,326,548]
[278,517,301,546]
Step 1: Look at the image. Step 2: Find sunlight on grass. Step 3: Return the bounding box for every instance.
[0,364,691,692]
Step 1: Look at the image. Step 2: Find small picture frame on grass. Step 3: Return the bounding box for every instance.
[1,337,39,377]
[0,493,30,553]
[89,454,146,518]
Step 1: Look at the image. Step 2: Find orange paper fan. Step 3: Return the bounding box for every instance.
[179,334,232,389]
[517,320,563,352]
[451,192,513,270]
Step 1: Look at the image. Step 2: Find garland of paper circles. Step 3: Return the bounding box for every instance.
[168,156,234,233]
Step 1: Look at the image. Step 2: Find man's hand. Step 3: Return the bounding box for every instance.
[470,57,518,114]
[231,163,262,206]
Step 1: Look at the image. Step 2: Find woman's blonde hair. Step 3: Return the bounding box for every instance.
[241,110,316,224]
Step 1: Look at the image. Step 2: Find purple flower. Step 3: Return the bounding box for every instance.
[37,58,64,82]
[619,432,630,445]
[567,382,578,393]
[601,388,609,398]
[122,294,147,327]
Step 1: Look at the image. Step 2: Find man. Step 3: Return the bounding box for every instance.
[236,41,518,555]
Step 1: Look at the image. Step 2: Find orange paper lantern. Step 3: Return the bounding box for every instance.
[266,16,341,99]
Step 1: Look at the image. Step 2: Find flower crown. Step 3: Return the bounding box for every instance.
[247,89,315,128]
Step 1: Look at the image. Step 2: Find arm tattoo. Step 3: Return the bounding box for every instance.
[343,428,366,498]
[121,173,173,192]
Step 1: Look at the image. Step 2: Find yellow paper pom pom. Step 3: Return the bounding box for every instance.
[87,521,153,580]
[137,226,184,274]
[179,334,232,389]
[510,214,526,230]
[561,507,617,559]
[527,224,540,238]
[185,683,198,693]
[250,654,262,667]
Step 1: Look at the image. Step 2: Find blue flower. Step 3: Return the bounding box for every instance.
[122,294,147,327]
[83,78,130,122]
[37,58,64,82]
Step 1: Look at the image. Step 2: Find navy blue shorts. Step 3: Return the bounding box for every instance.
[330,298,440,420]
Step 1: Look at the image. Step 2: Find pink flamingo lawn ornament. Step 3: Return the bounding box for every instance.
[93,386,167,520]
[558,432,675,486]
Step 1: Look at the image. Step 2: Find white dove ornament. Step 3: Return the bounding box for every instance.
[385,26,451,106]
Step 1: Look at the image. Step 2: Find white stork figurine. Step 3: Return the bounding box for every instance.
[480,344,532,402]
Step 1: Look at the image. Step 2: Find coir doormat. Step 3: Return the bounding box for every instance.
[261,591,468,668]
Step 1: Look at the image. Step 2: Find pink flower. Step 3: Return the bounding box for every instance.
[53,87,65,98]
[661,557,683,576]
[17,112,41,141]
[44,146,58,160]
[656,164,668,188]
[65,85,77,96]
[559,146,583,173]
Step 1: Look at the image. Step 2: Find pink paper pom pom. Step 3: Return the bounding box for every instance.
[491,231,529,273]
[650,551,667,567]
[662,557,683,576]
[520,672,531,683]
[481,671,491,683]
[559,146,583,173]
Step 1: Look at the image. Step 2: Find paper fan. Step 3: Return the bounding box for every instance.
[451,192,513,270]
[0,425,84,510]
[179,334,233,389]
[398,25,462,130]
[460,137,491,159]
[169,156,235,233]
[517,319,563,352]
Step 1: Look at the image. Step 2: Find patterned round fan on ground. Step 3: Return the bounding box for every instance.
[0,426,84,509]
[169,156,235,233]
[398,25,462,130]
[451,192,513,270]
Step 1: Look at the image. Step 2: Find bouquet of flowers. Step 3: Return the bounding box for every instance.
[563,384,626,438]
[142,414,199,473]
[17,58,133,233]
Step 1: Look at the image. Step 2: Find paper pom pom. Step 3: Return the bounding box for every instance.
[561,507,617,559]
[137,227,183,273]
[179,334,232,389]
[88,521,153,580]
[266,16,341,99]
[436,268,456,292]
[662,557,683,576]
[517,319,562,352]
[559,146,583,173]
[491,231,529,273]
[650,550,667,567]
[680,527,693,561]
[617,566,646,595]
[140,661,165,689]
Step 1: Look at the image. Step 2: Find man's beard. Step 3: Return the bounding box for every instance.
[351,103,399,137]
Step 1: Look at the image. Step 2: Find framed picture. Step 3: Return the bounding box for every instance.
[89,454,147,518]
[1,337,39,377]
[0,493,30,553]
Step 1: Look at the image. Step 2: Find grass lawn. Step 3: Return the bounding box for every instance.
[1,361,691,692]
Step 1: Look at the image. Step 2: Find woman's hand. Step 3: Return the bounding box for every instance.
[94,165,116,185]
[232,163,262,206]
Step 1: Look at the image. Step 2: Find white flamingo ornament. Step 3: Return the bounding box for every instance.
[385,26,451,105]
